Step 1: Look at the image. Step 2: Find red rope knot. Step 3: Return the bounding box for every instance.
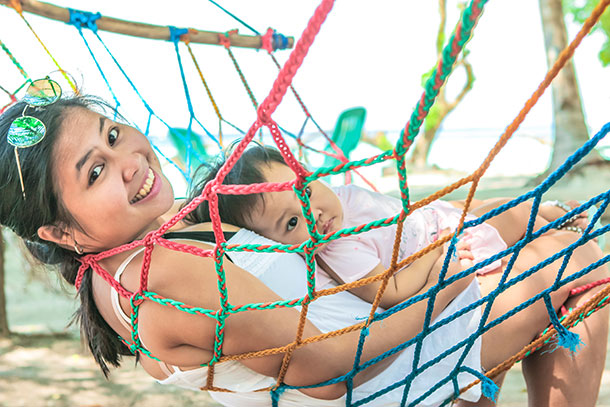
[130,291,145,308]
[261,28,275,53]
[142,230,162,247]
[209,182,221,195]
[257,106,272,125]
[74,255,94,291]
[218,29,238,48]
[294,171,312,191]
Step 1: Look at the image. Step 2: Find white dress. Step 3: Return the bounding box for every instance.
[113,229,483,406]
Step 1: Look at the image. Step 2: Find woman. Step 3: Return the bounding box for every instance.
[0,88,607,406]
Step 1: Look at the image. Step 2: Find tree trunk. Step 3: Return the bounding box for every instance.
[538,0,602,176]
[0,229,9,337]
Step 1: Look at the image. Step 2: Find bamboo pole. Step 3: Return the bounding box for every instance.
[0,0,294,50]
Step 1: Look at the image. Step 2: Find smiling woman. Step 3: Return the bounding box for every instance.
[39,106,175,252]
[0,89,608,406]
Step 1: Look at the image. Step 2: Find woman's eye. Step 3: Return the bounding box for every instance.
[287,216,298,231]
[89,165,103,185]
[108,127,119,146]
[305,186,312,198]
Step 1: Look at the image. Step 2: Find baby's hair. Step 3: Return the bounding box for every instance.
[186,144,290,226]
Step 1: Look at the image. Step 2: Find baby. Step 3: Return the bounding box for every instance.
[188,145,585,308]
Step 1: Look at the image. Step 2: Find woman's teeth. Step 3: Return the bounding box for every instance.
[131,169,155,204]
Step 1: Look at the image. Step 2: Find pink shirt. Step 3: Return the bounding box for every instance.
[315,185,506,289]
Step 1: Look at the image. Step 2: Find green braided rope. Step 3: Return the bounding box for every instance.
[306,150,394,182]
[395,0,487,212]
[226,212,401,255]
[141,292,219,318]
[211,245,230,364]
[0,38,29,80]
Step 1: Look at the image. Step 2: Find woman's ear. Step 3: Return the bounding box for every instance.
[37,224,74,249]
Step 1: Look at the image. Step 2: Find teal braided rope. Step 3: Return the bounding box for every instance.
[211,244,229,364]
[395,0,487,212]
[294,184,321,296]
[306,150,394,182]
[226,212,401,254]
[522,294,610,358]
[129,294,151,358]
[141,292,220,319]
[142,288,307,314]
[0,38,29,80]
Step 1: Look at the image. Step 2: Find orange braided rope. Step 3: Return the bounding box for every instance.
[459,282,610,396]
[209,0,610,384]
[8,0,78,93]
[183,30,225,145]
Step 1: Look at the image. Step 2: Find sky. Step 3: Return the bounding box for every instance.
[1,0,609,193]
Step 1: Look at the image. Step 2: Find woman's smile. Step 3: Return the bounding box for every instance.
[131,168,158,204]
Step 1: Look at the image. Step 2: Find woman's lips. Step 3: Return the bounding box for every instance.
[131,168,161,204]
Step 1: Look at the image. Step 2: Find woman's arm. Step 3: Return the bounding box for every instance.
[137,245,474,399]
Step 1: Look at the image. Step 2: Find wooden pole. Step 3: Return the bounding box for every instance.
[0,0,294,50]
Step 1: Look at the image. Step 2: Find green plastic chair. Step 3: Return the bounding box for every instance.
[322,108,367,185]
[168,128,210,173]
[323,107,367,169]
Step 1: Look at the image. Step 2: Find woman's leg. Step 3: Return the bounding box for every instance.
[453,198,589,247]
[451,198,549,247]
[520,279,609,407]
[476,232,608,406]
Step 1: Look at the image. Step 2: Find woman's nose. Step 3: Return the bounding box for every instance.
[119,152,141,182]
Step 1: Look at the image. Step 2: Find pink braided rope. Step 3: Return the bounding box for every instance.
[74,0,336,301]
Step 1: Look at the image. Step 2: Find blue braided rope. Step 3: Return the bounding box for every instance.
[67,9,121,116]
[205,0,261,35]
[86,29,190,181]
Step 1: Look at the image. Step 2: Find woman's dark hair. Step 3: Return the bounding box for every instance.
[186,144,288,226]
[0,95,131,377]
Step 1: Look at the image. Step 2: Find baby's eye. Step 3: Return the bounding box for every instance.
[305,186,312,198]
[108,127,119,146]
[89,164,104,185]
[287,216,299,231]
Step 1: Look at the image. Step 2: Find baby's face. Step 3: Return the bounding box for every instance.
[246,162,343,246]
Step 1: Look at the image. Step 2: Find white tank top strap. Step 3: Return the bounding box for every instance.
[109,246,184,377]
[110,247,146,332]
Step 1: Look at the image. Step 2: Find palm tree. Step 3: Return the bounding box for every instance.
[538,0,604,178]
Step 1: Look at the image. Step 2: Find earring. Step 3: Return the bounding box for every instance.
[74,242,84,255]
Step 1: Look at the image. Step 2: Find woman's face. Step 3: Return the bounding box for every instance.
[49,107,174,251]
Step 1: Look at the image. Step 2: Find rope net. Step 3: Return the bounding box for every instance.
[3,0,610,405]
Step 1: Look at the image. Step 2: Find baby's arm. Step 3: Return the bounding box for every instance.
[319,240,473,309]
[319,245,442,309]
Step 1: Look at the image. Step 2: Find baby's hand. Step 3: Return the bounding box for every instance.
[440,239,474,280]
[455,240,474,269]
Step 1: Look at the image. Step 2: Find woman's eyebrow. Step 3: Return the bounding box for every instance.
[76,150,93,174]
[75,117,106,174]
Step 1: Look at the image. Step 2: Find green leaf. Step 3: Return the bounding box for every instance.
[423,104,442,133]
[420,66,437,88]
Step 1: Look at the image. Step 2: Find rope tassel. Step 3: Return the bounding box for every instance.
[544,294,584,354]
[461,367,499,402]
